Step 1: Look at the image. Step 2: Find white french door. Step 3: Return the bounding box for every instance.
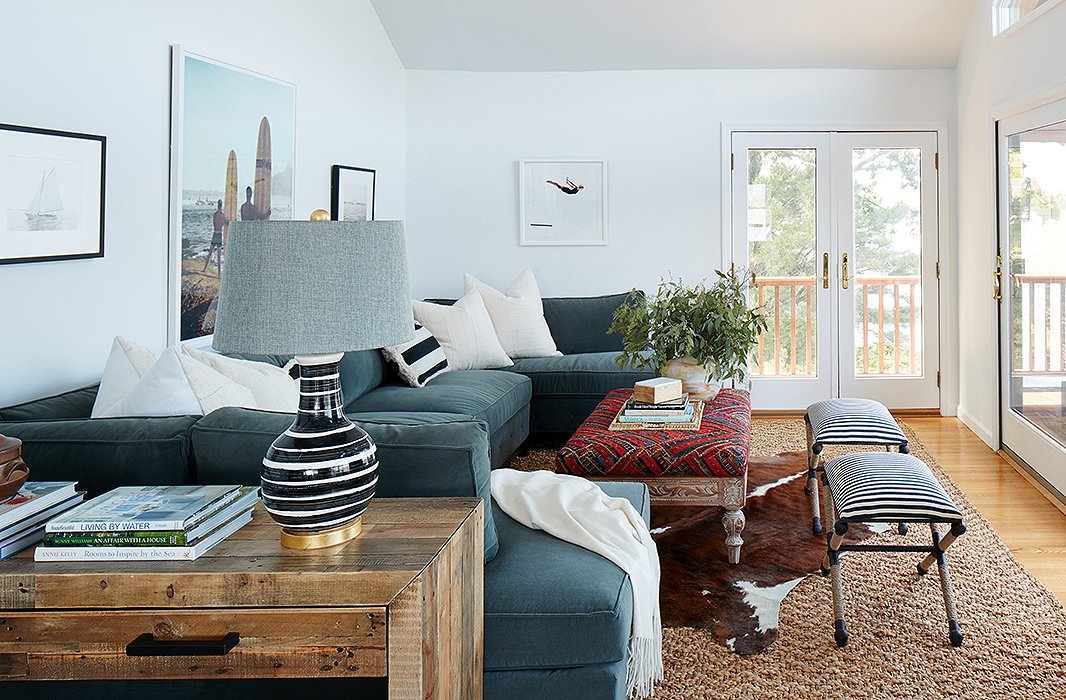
[997,100,1066,496]
[731,131,941,411]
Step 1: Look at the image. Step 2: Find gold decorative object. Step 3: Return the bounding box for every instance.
[310,208,330,221]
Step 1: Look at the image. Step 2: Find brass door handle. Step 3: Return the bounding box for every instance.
[993,253,1003,301]
[841,253,849,289]
[822,253,829,289]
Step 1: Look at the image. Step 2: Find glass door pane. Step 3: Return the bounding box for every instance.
[851,147,923,377]
[731,131,833,411]
[1006,122,1066,447]
[747,149,819,378]
[835,132,939,409]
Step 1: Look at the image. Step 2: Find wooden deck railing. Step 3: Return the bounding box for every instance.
[750,275,922,378]
[1013,274,1066,376]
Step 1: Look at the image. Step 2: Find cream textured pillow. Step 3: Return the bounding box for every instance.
[182,345,298,412]
[91,337,290,418]
[93,346,258,418]
[412,291,514,370]
[464,269,560,358]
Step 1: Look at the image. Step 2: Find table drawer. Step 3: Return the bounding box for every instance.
[0,608,386,681]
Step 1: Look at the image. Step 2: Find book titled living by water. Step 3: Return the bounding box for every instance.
[34,508,253,562]
[43,487,259,547]
[46,485,242,533]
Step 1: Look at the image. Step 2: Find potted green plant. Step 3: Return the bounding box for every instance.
[609,270,767,400]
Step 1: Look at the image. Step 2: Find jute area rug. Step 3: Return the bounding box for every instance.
[510,418,1066,699]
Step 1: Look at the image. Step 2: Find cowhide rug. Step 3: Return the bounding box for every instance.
[651,451,879,654]
[509,448,881,655]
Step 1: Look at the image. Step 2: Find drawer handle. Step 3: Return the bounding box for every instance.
[126,632,240,657]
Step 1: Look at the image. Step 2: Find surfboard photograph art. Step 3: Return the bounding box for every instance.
[173,50,295,341]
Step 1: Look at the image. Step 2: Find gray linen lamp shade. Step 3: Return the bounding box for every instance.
[212,220,413,355]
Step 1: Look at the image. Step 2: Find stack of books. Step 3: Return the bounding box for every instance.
[617,393,695,424]
[606,377,705,432]
[0,482,84,560]
[35,484,259,562]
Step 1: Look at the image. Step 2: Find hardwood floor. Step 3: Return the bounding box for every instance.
[903,416,1066,606]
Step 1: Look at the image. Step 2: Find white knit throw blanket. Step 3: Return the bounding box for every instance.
[490,468,663,699]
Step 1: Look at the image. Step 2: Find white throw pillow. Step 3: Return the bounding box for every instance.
[91,337,283,418]
[91,337,159,417]
[182,345,297,412]
[413,291,514,370]
[464,269,560,358]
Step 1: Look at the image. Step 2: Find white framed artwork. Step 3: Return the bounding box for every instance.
[518,159,607,246]
[167,45,297,344]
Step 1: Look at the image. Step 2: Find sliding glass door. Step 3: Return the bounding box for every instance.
[732,131,941,411]
[998,101,1066,495]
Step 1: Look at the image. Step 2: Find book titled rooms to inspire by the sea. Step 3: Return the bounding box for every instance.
[46,485,242,533]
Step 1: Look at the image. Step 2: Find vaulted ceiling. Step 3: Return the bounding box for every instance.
[371,0,976,71]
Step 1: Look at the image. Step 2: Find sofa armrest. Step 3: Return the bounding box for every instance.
[0,416,198,496]
[0,385,100,421]
[190,408,500,560]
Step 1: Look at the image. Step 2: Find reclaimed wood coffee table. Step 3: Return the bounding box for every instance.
[0,498,483,699]
[556,388,752,563]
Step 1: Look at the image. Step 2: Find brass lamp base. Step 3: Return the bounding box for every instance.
[280,517,363,549]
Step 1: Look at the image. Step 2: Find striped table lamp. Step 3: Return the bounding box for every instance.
[213,220,413,549]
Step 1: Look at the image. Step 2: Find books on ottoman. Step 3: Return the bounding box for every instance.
[36,485,258,561]
[623,394,691,416]
[0,482,84,560]
[632,377,683,404]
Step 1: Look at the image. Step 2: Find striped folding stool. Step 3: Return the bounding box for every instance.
[804,398,908,535]
[820,452,967,648]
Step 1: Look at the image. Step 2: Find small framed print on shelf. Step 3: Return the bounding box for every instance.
[0,123,105,265]
[519,159,607,246]
[331,165,376,221]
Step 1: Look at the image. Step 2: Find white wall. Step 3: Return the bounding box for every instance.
[955,1,1066,447]
[0,0,405,406]
[405,68,958,408]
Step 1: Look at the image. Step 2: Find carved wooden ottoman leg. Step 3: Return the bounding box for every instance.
[723,506,746,564]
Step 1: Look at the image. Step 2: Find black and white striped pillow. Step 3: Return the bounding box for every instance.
[381,323,450,388]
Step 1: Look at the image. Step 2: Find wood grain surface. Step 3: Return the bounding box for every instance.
[0,497,484,696]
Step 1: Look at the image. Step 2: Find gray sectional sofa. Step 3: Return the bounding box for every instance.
[0,293,655,700]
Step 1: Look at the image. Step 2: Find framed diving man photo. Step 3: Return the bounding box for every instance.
[519,159,607,246]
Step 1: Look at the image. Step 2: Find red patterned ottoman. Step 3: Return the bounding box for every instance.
[556,388,751,563]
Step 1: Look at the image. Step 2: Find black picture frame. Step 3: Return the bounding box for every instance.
[330,165,376,221]
[0,122,106,265]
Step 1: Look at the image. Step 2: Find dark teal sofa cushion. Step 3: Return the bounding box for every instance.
[484,481,649,672]
[485,661,627,700]
[339,349,388,403]
[506,352,652,397]
[503,352,654,434]
[346,370,531,437]
[0,385,100,421]
[541,292,640,355]
[0,416,197,496]
[190,407,500,561]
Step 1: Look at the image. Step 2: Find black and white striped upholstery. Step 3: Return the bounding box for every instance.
[824,452,963,523]
[806,398,907,447]
[381,323,450,388]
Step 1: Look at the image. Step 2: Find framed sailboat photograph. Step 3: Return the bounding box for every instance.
[0,123,105,265]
